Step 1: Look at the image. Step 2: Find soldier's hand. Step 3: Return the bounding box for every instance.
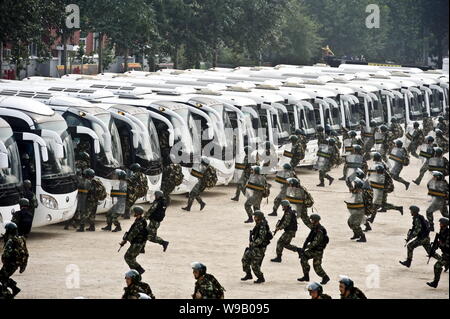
[195,292,202,299]
[120,240,126,246]
[19,265,27,273]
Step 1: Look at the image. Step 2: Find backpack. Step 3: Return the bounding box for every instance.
[303,187,314,208]
[150,200,166,223]
[170,164,184,186]
[204,166,218,188]
[136,173,149,198]
[263,183,272,198]
[265,224,273,243]
[418,215,431,237]
[204,274,225,299]
[321,227,330,249]
[92,178,107,201]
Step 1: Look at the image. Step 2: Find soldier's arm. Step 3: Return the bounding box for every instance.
[252,225,268,247]
[125,224,138,242]
[299,210,313,229]
[409,219,421,239]
[278,213,291,230]
[305,229,324,250]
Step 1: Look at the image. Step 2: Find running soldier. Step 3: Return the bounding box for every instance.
[232,146,253,202]
[182,157,217,212]
[271,200,298,263]
[119,206,148,275]
[297,214,330,285]
[11,199,34,237]
[285,178,314,220]
[284,135,304,169]
[316,126,327,145]
[347,169,373,232]
[426,148,449,177]
[374,125,394,162]
[244,166,268,224]
[124,163,149,219]
[339,276,367,299]
[307,282,332,299]
[191,262,225,299]
[426,172,449,232]
[65,169,91,231]
[399,206,431,268]
[423,116,434,136]
[390,118,404,140]
[122,269,155,299]
[368,164,403,221]
[269,163,296,217]
[360,120,377,159]
[413,136,436,185]
[435,129,449,154]
[145,191,169,252]
[436,116,449,136]
[405,122,424,158]
[295,129,308,151]
[426,218,449,288]
[315,138,337,187]
[341,145,367,181]
[85,170,107,232]
[345,179,367,242]
[241,211,272,284]
[21,180,38,215]
[103,169,128,232]
[388,140,411,190]
[0,222,28,298]
[161,162,184,203]
[340,129,364,180]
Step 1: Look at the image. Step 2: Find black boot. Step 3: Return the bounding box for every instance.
[199,201,206,211]
[399,259,412,268]
[364,222,372,232]
[327,176,334,186]
[76,225,85,232]
[429,223,434,232]
[350,233,360,240]
[405,182,410,191]
[162,241,169,252]
[136,266,145,275]
[123,208,131,220]
[397,207,404,216]
[86,225,95,232]
[413,179,420,186]
[321,275,330,285]
[112,224,122,233]
[339,176,346,181]
[268,210,278,217]
[356,234,367,242]
[426,281,438,288]
[10,285,21,297]
[102,224,112,231]
[297,273,310,282]
[241,272,253,281]
[254,276,265,284]
[316,181,325,187]
[244,217,254,224]
[270,255,282,263]
[182,201,192,211]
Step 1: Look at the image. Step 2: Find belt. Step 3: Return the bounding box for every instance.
[428,166,445,172]
[389,154,404,164]
[111,191,127,197]
[235,163,246,170]
[370,182,385,189]
[375,139,384,144]
[275,176,289,184]
[419,151,433,159]
[286,196,304,204]
[191,169,204,179]
[428,189,448,198]
[362,133,374,137]
[283,151,293,158]
[317,151,331,158]
[246,183,265,191]
[345,147,354,152]
[78,189,88,194]
[346,202,365,209]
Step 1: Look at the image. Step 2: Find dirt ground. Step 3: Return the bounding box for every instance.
[6,156,449,299]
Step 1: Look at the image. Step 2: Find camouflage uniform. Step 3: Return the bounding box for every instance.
[106,179,128,229]
[405,128,424,158]
[285,184,314,217]
[429,226,449,287]
[145,197,167,245]
[21,189,38,216]
[423,117,434,136]
[123,217,148,273]
[388,146,411,188]
[426,178,449,229]
[75,159,90,177]
[193,274,225,299]
[184,162,217,211]
[0,235,28,295]
[161,164,183,201]
[436,135,449,154]
[341,287,367,299]
[232,155,252,201]
[125,171,148,218]
[361,125,376,157]
[77,177,93,230]
[390,123,404,140]
[274,207,298,258]
[346,190,366,240]
[244,173,267,220]
[122,282,154,299]
[288,141,305,168]
[242,218,270,279]
[85,178,106,230]
[298,218,329,280]
[315,142,336,186]
[405,214,431,261]
[272,169,295,215]
[413,143,435,185]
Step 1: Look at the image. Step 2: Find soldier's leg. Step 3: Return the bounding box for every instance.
[282,232,297,253]
[0,264,20,295]
[426,205,438,231]
[299,250,313,280]
[123,196,132,219]
[440,204,449,218]
[147,221,165,245]
[182,191,196,211]
[244,198,254,222]
[87,206,98,230]
[318,170,325,186]
[111,213,121,232]
[393,174,410,189]
[271,191,284,215]
[124,243,145,273]
[275,232,293,258]
[312,251,327,278]
[340,164,348,180]
[241,249,254,277]
[195,192,206,210]
[413,164,429,185]
[406,238,422,261]
[251,248,266,279]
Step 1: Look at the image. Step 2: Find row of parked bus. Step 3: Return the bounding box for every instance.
[0,63,448,233]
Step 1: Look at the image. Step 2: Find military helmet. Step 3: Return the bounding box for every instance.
[355,168,365,179]
[191,262,207,276]
[79,152,90,161]
[353,145,362,153]
[252,166,261,174]
[372,152,382,161]
[316,126,324,133]
[23,179,32,189]
[370,120,377,127]
[330,130,339,137]
[132,206,145,216]
[380,125,388,132]
[154,190,164,198]
[116,169,127,180]
[426,136,435,144]
[434,147,443,156]
[130,163,141,172]
[409,206,420,214]
[324,125,332,134]
[83,168,95,179]
[290,135,299,143]
[391,118,397,123]
[281,200,291,208]
[413,122,420,128]
[375,164,385,174]
[201,157,210,166]
[307,282,323,293]
[433,171,444,180]
[253,210,265,219]
[310,214,321,222]
[353,178,364,189]
[295,128,305,136]
[339,276,354,288]
[288,178,300,187]
[328,138,336,146]
[437,116,444,123]
[125,269,141,282]
[349,131,357,138]
[359,120,366,126]
[283,163,292,171]
[19,198,30,208]
[439,218,449,226]
[435,129,443,137]
[395,140,403,148]
[4,222,18,236]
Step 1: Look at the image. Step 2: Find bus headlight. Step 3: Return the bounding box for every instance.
[40,195,59,210]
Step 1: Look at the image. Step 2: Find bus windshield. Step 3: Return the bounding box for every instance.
[92,113,123,168]
[134,113,161,162]
[0,127,21,189]
[410,92,424,120]
[392,92,405,121]
[371,92,384,122]
[430,88,444,116]
[37,120,75,179]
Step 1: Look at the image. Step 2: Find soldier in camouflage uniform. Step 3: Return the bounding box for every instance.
[65,169,91,231]
[285,135,304,169]
[269,163,296,217]
[0,222,28,298]
[145,191,169,252]
[191,262,225,299]
[76,169,96,232]
[436,116,449,136]
[122,269,155,299]
[405,122,424,158]
[124,163,149,219]
[388,140,411,190]
[316,126,327,145]
[85,171,107,232]
[435,129,449,154]
[295,129,308,151]
[347,169,373,232]
[427,217,449,288]
[103,169,128,232]
[161,162,184,203]
[241,211,271,284]
[339,276,367,299]
[243,166,267,223]
[413,136,436,185]
[232,146,253,202]
[369,164,403,218]
[426,148,449,177]
[315,138,337,187]
[270,201,298,263]
[345,179,367,242]
[285,178,314,220]
[119,206,148,275]
[75,152,91,176]
[21,180,38,216]
[374,125,394,162]
[399,206,431,268]
[390,118,404,140]
[307,282,332,299]
[423,116,434,136]
[340,129,364,180]
[297,214,330,285]
[183,157,216,212]
[11,198,34,237]
[360,120,377,159]
[426,172,449,232]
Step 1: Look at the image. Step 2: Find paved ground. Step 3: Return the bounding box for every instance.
[5,155,449,299]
